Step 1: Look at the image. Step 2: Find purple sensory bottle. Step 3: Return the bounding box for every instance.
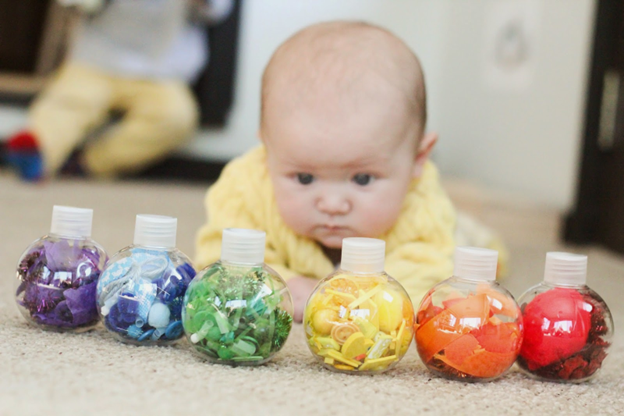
[15,205,107,332]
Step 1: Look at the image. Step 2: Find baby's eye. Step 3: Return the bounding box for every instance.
[352,173,374,186]
[297,173,314,185]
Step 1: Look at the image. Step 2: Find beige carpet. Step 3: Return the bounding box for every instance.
[1,172,622,416]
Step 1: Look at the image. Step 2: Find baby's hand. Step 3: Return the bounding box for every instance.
[286,276,319,323]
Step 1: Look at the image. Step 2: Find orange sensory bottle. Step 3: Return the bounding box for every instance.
[304,238,414,374]
[415,247,523,382]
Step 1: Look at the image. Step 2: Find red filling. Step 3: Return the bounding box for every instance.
[518,288,609,380]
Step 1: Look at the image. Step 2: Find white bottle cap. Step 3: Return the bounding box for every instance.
[543,252,587,286]
[453,246,498,281]
[50,205,93,238]
[133,215,177,248]
[221,228,266,264]
[340,237,385,274]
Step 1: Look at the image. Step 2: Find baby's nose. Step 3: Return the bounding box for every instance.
[316,192,351,215]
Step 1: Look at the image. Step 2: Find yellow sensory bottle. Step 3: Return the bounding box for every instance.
[303,237,414,374]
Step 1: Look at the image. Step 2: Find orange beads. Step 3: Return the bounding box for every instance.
[414,247,523,382]
[415,289,522,381]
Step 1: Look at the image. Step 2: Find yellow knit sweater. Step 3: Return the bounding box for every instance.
[195,145,456,306]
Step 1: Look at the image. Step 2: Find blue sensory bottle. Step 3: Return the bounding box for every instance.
[97,214,195,345]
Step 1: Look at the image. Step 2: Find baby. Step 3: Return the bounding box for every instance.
[195,21,456,321]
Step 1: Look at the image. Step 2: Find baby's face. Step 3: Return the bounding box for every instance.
[263,96,420,249]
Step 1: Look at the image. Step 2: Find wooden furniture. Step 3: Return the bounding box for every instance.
[564,0,624,255]
[0,0,74,98]
[0,0,241,183]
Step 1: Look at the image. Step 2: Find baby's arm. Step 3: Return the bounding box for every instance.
[197,206,312,323]
[195,147,317,324]
[195,151,263,270]
[286,276,319,323]
[385,242,454,306]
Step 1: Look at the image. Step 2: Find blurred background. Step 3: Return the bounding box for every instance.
[0,0,622,255]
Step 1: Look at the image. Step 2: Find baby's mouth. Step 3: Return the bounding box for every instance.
[320,224,348,232]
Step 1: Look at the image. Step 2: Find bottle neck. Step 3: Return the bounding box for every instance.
[337,267,385,276]
[452,274,496,284]
[542,280,587,290]
[131,243,172,252]
[220,259,263,268]
[49,232,88,241]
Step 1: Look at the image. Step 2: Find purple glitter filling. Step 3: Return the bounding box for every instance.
[16,239,106,329]
[44,239,82,272]
[64,282,99,326]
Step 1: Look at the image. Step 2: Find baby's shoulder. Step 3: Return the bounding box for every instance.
[224,146,267,173]
[211,146,272,201]
[215,147,267,186]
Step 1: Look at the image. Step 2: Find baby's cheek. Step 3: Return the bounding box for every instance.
[275,193,312,234]
[358,194,404,235]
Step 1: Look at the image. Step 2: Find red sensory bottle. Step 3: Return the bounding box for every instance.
[517,252,613,382]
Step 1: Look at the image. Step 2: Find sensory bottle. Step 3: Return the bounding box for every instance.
[97,214,195,345]
[517,252,613,382]
[182,228,293,365]
[304,237,414,373]
[415,247,523,381]
[15,205,107,332]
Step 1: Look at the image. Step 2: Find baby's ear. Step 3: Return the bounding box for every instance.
[412,132,438,178]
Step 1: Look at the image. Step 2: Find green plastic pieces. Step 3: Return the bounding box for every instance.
[182,262,293,365]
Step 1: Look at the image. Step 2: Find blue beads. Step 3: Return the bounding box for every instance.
[165,321,183,339]
[138,328,155,342]
[106,303,131,331]
[151,328,166,340]
[97,246,194,345]
[127,325,144,339]
[177,263,196,285]
[117,293,139,323]
[148,302,170,328]
[168,297,183,321]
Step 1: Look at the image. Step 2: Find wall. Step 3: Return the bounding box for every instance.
[182,0,452,160]
[0,0,596,209]
[182,0,596,209]
[431,0,596,209]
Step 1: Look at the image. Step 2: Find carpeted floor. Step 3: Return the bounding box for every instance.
[0,172,622,416]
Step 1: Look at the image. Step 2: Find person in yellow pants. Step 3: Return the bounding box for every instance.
[5,0,233,180]
[27,63,198,177]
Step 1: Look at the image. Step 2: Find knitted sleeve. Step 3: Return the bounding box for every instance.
[194,157,253,270]
[194,147,300,280]
[382,162,456,307]
[385,243,454,308]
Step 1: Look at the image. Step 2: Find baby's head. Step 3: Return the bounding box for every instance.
[260,21,436,249]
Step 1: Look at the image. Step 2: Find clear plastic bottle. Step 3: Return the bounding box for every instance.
[96,215,195,345]
[182,228,293,365]
[517,252,613,382]
[15,205,107,332]
[304,238,414,374]
[414,247,523,382]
